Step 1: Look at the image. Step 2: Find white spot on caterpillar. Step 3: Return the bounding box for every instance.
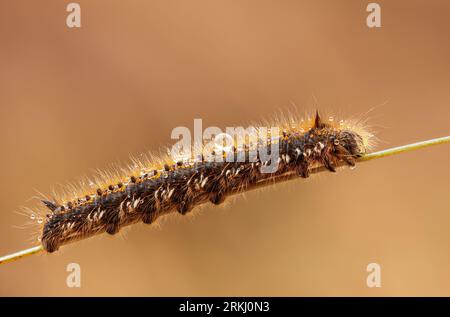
[314,142,324,153]
[200,177,208,188]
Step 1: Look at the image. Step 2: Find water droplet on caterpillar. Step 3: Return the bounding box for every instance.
[339,119,344,126]
[328,116,334,122]
[37,217,43,224]
[30,214,36,220]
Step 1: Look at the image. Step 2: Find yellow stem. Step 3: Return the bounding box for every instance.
[0,245,43,265]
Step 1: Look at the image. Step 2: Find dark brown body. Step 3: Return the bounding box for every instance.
[41,113,365,252]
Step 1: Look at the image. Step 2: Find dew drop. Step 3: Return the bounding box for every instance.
[37,217,43,224]
[30,214,36,220]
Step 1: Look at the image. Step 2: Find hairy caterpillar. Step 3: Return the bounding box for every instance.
[29,111,373,253]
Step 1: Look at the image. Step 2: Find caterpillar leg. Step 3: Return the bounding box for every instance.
[323,156,337,172]
[343,156,356,167]
[210,192,226,205]
[177,201,193,215]
[105,212,120,235]
[41,234,60,253]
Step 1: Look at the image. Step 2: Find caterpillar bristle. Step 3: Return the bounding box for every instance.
[24,111,373,253]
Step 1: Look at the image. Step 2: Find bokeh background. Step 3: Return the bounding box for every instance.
[1,0,450,296]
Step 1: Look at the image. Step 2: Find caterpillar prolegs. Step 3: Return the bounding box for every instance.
[37,112,373,253]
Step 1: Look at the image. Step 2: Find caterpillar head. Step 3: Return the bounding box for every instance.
[336,131,367,157]
[313,111,367,157]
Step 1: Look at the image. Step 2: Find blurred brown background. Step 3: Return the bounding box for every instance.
[1,0,450,296]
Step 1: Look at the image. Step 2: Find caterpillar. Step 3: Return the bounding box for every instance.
[29,111,373,253]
